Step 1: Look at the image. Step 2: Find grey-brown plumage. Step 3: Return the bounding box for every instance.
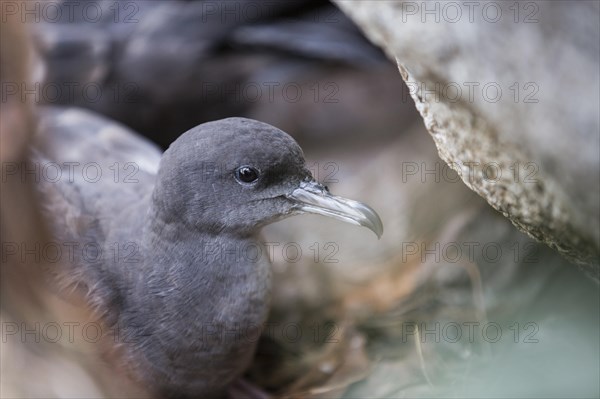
[32,107,382,398]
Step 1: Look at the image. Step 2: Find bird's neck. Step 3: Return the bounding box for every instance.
[131,197,272,313]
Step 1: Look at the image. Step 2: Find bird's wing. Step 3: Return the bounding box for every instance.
[31,106,162,315]
[33,106,161,175]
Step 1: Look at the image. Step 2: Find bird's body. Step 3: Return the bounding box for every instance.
[33,107,271,397]
[32,106,382,397]
[120,227,271,397]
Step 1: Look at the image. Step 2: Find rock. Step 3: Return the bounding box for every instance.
[333,0,600,278]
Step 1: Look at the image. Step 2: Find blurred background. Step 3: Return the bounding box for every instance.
[1,0,599,398]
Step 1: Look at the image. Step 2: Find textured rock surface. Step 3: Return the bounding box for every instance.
[334,0,600,277]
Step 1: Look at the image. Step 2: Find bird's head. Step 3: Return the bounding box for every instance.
[153,117,382,238]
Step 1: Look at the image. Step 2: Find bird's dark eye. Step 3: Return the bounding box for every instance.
[235,166,260,184]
